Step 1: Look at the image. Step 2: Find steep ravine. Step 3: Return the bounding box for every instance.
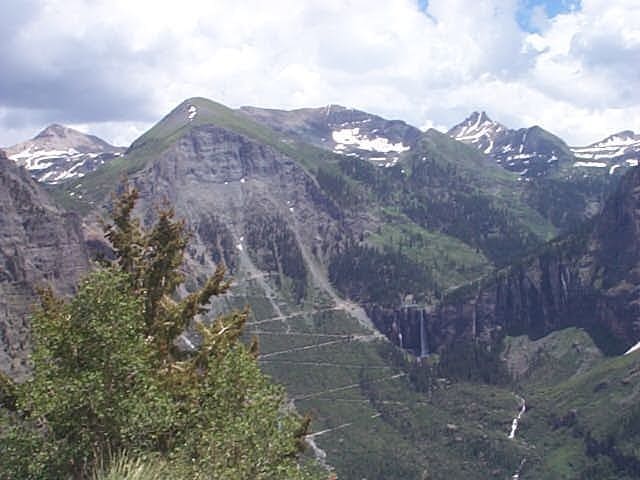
[372,167,640,358]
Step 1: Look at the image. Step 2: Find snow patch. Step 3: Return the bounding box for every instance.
[187,105,198,121]
[574,161,607,168]
[506,153,534,160]
[10,147,85,171]
[501,144,513,153]
[332,128,409,154]
[624,340,640,355]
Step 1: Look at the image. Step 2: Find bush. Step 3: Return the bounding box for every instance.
[0,186,322,480]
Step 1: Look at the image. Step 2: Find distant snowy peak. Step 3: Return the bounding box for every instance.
[592,130,640,147]
[5,124,124,184]
[450,111,640,178]
[590,130,640,148]
[449,113,572,178]
[569,130,640,175]
[448,111,507,154]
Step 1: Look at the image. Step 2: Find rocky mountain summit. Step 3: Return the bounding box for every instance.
[4,124,124,184]
[448,111,574,178]
[449,112,640,182]
[0,150,88,378]
[446,111,508,155]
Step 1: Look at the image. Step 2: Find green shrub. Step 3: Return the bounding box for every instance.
[0,186,322,480]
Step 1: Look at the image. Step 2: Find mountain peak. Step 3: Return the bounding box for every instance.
[34,123,75,140]
[6,123,123,184]
[590,130,640,147]
[467,111,490,124]
[448,111,504,136]
[447,111,507,155]
[613,129,636,138]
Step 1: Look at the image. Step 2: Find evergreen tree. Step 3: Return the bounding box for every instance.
[0,185,322,479]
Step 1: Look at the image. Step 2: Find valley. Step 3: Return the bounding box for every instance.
[1,97,640,479]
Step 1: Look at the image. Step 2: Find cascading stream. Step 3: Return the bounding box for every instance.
[508,395,526,439]
[508,394,527,479]
[419,309,428,357]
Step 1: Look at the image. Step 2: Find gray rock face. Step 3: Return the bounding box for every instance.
[122,124,355,293]
[0,151,89,378]
[4,124,124,184]
[372,167,640,356]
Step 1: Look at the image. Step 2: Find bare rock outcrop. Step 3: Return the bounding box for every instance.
[0,151,89,378]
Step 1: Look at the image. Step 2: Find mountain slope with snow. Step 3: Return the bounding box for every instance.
[241,104,421,168]
[449,113,640,180]
[571,130,640,175]
[448,112,574,178]
[446,111,508,155]
[4,124,124,183]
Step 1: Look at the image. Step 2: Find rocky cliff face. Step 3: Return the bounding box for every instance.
[374,167,640,356]
[0,151,89,378]
[119,121,357,302]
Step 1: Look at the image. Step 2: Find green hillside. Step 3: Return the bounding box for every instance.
[35,98,639,479]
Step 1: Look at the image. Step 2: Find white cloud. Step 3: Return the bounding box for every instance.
[0,0,638,147]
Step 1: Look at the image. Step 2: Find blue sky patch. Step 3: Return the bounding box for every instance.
[517,0,581,31]
[417,0,581,32]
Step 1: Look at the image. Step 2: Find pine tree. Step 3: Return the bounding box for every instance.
[0,185,322,480]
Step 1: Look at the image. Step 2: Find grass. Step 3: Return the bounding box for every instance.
[501,328,640,478]
[92,452,179,480]
[416,130,558,242]
[368,211,492,289]
[39,97,635,479]
[222,274,544,479]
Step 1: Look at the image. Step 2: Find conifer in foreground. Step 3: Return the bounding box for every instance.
[0,185,322,480]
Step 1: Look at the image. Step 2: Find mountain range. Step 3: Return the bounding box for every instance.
[7,107,638,188]
[1,98,640,479]
[448,111,639,178]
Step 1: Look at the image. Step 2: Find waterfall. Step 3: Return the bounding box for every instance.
[508,395,527,479]
[419,309,428,358]
[508,395,526,439]
[512,458,526,479]
[398,332,403,349]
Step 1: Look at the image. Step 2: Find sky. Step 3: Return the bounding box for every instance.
[1,0,639,147]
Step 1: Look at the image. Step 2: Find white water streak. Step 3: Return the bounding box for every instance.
[508,395,526,439]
